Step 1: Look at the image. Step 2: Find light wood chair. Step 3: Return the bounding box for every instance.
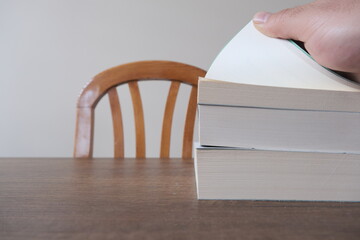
[74,60,206,159]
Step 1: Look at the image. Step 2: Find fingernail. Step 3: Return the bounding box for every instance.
[253,11,272,24]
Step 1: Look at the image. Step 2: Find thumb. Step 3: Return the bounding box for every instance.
[252,6,316,42]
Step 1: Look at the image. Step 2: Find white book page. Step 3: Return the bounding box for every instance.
[206,22,360,92]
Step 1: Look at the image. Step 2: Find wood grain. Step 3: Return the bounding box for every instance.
[182,86,197,159]
[108,87,124,158]
[0,158,359,240]
[160,81,180,158]
[128,81,146,158]
[73,107,94,158]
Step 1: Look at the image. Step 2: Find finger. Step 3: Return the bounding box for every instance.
[252,5,316,42]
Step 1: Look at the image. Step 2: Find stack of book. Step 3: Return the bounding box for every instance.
[195,22,360,201]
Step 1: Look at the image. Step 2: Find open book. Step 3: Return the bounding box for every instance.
[205,21,360,92]
[200,21,360,112]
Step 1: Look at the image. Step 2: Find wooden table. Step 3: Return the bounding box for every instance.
[1,158,359,239]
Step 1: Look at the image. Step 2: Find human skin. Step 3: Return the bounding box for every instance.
[252,0,360,82]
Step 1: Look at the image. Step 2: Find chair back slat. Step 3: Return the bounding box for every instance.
[182,86,197,159]
[108,87,124,158]
[160,81,180,158]
[128,81,146,158]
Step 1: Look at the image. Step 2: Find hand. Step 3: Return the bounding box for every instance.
[253,0,360,82]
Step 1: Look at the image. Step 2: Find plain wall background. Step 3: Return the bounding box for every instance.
[0,0,311,157]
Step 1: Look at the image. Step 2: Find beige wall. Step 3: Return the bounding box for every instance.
[0,0,311,157]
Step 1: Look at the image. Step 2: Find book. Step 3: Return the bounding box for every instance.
[198,22,360,153]
[199,103,360,154]
[198,78,360,112]
[205,21,360,91]
[195,144,360,201]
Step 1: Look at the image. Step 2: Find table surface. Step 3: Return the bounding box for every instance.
[1,158,359,240]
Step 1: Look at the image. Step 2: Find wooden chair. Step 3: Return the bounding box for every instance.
[74,60,206,159]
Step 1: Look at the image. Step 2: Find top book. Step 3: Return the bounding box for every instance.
[200,21,360,112]
[206,21,360,92]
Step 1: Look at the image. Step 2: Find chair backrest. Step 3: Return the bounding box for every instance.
[74,60,206,159]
